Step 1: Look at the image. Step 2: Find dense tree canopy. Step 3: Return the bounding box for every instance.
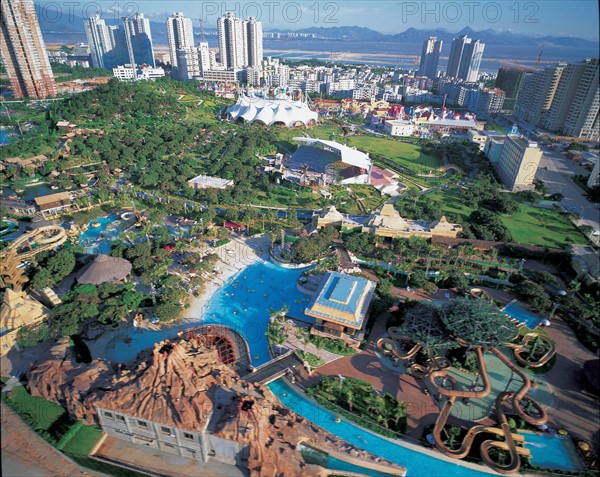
[440,297,519,346]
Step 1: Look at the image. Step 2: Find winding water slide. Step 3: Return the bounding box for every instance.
[507,333,556,369]
[0,226,67,262]
[429,346,543,474]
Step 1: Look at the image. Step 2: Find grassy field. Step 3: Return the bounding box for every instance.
[349,184,386,213]
[501,202,586,247]
[62,424,103,456]
[2,383,147,477]
[416,188,586,248]
[342,135,443,174]
[253,185,323,209]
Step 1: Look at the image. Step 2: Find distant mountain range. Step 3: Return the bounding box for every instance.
[39,11,598,50]
[270,25,599,49]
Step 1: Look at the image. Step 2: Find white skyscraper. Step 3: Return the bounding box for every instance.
[217,12,245,69]
[446,35,485,82]
[166,12,194,68]
[84,14,113,68]
[417,37,442,79]
[123,13,155,67]
[198,42,211,76]
[244,17,263,68]
[460,40,485,82]
[217,13,263,69]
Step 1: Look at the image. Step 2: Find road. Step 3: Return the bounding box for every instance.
[535,146,599,234]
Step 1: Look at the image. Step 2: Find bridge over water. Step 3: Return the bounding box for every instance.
[242,350,304,385]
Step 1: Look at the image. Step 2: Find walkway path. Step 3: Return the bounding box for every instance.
[543,317,600,449]
[299,312,438,440]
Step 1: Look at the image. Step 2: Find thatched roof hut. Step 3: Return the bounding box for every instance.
[76,255,132,285]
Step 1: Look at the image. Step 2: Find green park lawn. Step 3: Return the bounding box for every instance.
[349,184,386,213]
[418,188,586,248]
[342,135,443,174]
[2,385,68,434]
[501,202,586,247]
[253,186,323,209]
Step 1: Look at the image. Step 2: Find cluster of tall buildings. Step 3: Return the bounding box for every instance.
[514,58,599,140]
[417,34,485,82]
[84,13,155,70]
[166,12,263,82]
[0,0,57,99]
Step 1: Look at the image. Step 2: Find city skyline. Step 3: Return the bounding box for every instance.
[33,0,600,41]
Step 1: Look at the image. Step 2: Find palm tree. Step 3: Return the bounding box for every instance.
[567,279,581,296]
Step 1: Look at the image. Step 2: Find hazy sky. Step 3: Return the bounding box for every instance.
[37,0,600,40]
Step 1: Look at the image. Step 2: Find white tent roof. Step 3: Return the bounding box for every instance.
[227,95,318,127]
[293,137,371,170]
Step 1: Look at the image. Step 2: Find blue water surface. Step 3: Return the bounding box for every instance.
[270,379,490,477]
[523,433,583,471]
[105,261,314,365]
[503,302,545,329]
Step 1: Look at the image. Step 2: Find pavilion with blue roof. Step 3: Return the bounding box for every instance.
[305,271,376,348]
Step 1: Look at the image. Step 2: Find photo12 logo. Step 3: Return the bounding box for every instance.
[200,1,340,25]
[35,2,142,23]
[400,1,539,24]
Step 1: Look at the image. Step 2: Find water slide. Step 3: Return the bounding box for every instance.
[511,333,556,369]
[0,226,67,262]
[490,348,548,426]
[429,346,542,474]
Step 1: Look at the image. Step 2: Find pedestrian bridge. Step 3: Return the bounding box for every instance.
[242,350,304,385]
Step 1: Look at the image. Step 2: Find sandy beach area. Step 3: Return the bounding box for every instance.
[182,233,272,321]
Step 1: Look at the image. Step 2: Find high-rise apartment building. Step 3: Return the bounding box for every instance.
[515,59,598,140]
[514,63,566,126]
[550,58,599,140]
[446,35,485,82]
[217,13,245,69]
[84,15,111,68]
[217,13,263,69]
[123,13,155,67]
[460,40,485,82]
[198,42,212,76]
[166,12,194,69]
[446,35,470,79]
[84,16,129,69]
[0,0,57,98]
[417,37,442,79]
[496,135,543,191]
[244,17,263,68]
[495,65,530,112]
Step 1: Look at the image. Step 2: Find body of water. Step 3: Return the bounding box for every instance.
[503,302,545,329]
[270,379,489,477]
[523,432,583,471]
[0,129,9,145]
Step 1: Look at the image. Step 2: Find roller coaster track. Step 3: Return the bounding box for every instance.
[0,226,68,262]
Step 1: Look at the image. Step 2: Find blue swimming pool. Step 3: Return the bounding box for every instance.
[78,214,132,255]
[270,379,489,477]
[523,432,583,471]
[105,261,314,365]
[503,302,545,329]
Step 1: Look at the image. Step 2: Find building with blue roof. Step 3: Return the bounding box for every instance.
[305,271,376,348]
